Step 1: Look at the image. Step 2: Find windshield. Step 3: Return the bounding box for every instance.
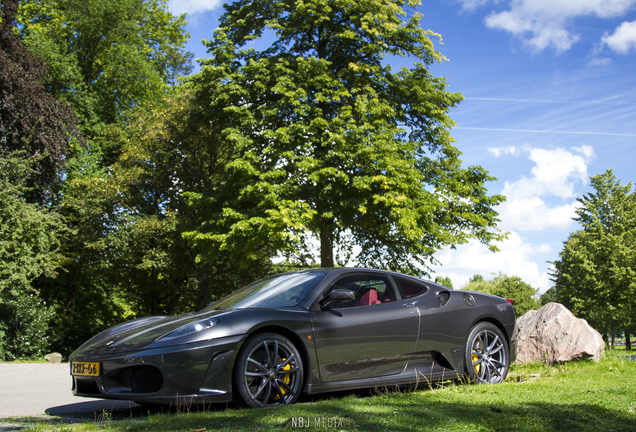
[206,271,328,310]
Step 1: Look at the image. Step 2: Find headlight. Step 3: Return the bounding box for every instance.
[159,318,220,341]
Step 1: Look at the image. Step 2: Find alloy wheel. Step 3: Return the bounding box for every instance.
[236,334,303,407]
[466,323,509,384]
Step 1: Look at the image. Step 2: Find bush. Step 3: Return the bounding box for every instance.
[0,292,54,360]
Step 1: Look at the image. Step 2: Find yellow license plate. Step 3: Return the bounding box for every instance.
[71,361,100,377]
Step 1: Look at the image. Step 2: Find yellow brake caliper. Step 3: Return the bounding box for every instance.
[472,341,482,375]
[273,359,291,401]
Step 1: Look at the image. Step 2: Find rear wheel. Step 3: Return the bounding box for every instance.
[233,333,304,408]
[464,322,509,384]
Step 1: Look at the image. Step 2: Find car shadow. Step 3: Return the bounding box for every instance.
[45,398,232,421]
[42,387,393,421]
[45,400,142,420]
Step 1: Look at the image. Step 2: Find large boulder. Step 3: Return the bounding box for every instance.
[44,352,63,364]
[515,302,604,364]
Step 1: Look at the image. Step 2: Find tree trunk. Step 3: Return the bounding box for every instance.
[320,227,334,268]
[626,333,632,351]
[195,262,213,310]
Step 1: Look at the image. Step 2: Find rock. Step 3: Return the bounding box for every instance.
[44,352,63,364]
[515,302,604,364]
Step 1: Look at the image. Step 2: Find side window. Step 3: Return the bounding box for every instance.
[325,274,397,308]
[395,276,429,299]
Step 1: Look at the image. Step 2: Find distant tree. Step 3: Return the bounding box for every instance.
[540,286,557,306]
[464,273,539,317]
[470,274,485,283]
[185,0,506,275]
[491,275,540,317]
[434,275,454,289]
[48,87,277,329]
[552,169,636,344]
[462,274,490,293]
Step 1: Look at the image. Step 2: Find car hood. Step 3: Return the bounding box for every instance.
[71,309,228,357]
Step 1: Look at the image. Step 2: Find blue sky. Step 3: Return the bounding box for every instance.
[167,0,636,293]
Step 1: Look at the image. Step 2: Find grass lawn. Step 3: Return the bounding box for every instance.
[17,349,636,432]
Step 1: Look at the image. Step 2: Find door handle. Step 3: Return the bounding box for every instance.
[404,301,418,308]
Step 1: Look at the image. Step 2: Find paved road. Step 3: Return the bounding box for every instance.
[0,363,139,419]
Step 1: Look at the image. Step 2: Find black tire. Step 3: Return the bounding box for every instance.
[233,332,304,408]
[464,322,510,384]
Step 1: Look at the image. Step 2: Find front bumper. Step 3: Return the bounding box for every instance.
[71,335,243,405]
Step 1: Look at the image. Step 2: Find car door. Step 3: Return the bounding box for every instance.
[310,272,420,382]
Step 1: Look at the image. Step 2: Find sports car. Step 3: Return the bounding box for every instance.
[70,268,517,408]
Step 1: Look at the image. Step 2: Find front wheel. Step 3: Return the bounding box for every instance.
[233,333,304,408]
[464,322,510,384]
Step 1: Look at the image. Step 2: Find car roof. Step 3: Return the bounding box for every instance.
[287,267,452,290]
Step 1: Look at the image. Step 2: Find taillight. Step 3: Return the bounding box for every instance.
[506,298,514,305]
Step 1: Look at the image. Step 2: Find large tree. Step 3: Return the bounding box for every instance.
[0,154,62,360]
[552,169,636,345]
[185,0,505,275]
[112,88,281,311]
[1,0,80,203]
[97,88,253,314]
[1,0,80,359]
[17,0,192,135]
[12,0,195,353]
[0,154,64,297]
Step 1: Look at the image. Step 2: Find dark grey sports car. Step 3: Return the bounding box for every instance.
[70,268,517,408]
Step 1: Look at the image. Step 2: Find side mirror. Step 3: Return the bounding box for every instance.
[320,289,355,309]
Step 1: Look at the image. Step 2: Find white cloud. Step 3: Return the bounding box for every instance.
[434,145,594,293]
[526,146,592,198]
[587,56,613,67]
[492,145,594,231]
[458,0,636,52]
[168,0,223,16]
[498,197,578,231]
[488,146,520,157]
[433,232,553,293]
[602,20,636,53]
[457,0,496,12]
[491,145,593,198]
[486,11,578,52]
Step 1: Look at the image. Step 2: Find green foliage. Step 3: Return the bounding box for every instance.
[0,154,66,297]
[434,275,454,289]
[1,1,78,358]
[2,0,509,358]
[552,169,636,337]
[18,0,192,132]
[470,274,485,283]
[0,154,66,359]
[8,0,196,354]
[0,0,80,203]
[463,273,540,317]
[186,0,505,275]
[0,291,54,360]
[540,286,557,306]
[106,90,230,312]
